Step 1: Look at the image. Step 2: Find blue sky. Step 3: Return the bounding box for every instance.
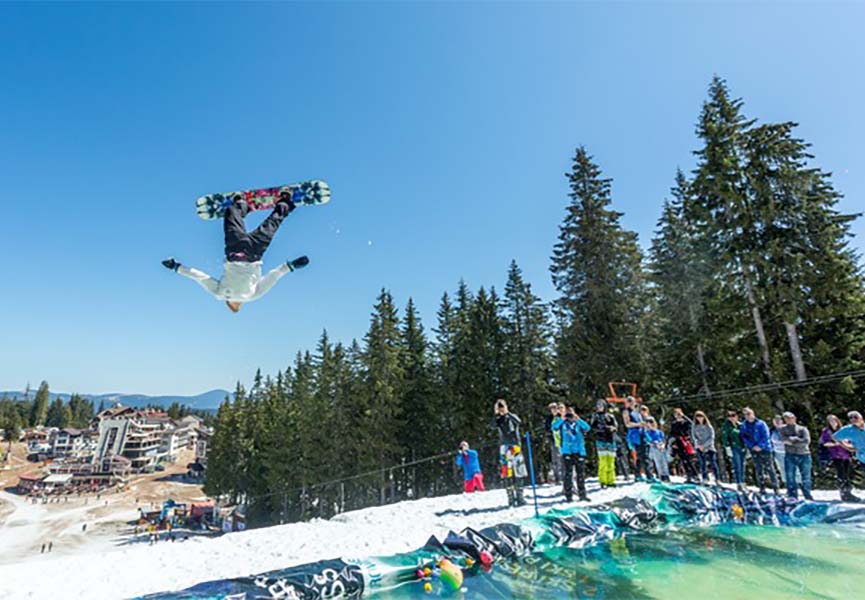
[1,2,863,396]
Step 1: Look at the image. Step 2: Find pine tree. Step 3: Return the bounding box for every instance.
[454,286,507,443]
[68,394,94,428]
[741,120,865,413]
[690,76,776,393]
[432,292,458,437]
[30,381,50,426]
[46,398,65,428]
[203,385,247,504]
[649,171,716,397]
[551,147,646,401]
[399,298,441,497]
[501,260,555,432]
[360,289,405,503]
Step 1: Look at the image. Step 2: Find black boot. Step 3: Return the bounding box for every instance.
[840,488,860,503]
[287,256,310,271]
[515,487,526,506]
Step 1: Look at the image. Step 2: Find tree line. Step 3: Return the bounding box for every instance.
[0,382,96,440]
[0,383,218,441]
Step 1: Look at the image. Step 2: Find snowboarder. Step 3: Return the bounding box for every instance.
[491,399,526,507]
[551,408,591,501]
[590,400,618,488]
[455,441,485,493]
[162,193,309,312]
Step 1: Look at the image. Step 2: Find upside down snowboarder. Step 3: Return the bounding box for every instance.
[163,192,309,312]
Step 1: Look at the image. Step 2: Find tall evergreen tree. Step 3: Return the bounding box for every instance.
[29,381,50,427]
[432,292,458,435]
[398,298,442,496]
[359,290,405,501]
[741,120,865,412]
[551,147,646,401]
[501,260,554,430]
[690,76,776,393]
[649,171,716,397]
[203,384,247,504]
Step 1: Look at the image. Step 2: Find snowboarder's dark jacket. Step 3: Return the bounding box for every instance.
[492,413,522,446]
[590,413,617,444]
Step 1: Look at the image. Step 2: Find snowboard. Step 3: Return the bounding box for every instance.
[500,444,527,507]
[196,180,331,220]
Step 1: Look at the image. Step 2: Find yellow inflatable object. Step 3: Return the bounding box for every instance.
[732,503,745,521]
[438,559,464,591]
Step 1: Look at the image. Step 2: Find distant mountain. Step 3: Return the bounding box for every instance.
[0,389,232,411]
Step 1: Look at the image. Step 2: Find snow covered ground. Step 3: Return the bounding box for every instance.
[0,479,846,600]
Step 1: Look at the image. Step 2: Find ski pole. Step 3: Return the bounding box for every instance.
[524,431,540,518]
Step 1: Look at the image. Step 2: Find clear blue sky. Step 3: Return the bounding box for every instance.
[1,2,863,396]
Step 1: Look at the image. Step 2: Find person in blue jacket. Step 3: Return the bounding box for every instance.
[552,408,591,502]
[455,441,485,493]
[740,406,779,494]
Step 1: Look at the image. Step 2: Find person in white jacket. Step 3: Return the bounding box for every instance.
[162,193,308,312]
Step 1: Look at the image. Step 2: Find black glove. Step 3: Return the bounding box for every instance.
[275,191,297,217]
[162,258,181,272]
[287,256,309,271]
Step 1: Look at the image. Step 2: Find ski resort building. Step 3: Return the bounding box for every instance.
[93,407,194,471]
[194,426,211,468]
[16,472,44,494]
[24,428,54,455]
[49,428,96,458]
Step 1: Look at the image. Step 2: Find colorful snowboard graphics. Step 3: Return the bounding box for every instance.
[196,180,331,220]
[500,444,528,507]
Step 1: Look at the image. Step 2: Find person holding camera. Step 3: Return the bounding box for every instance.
[455,441,485,493]
[491,399,527,507]
[552,408,591,502]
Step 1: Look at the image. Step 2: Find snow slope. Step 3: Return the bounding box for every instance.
[0,481,643,599]
[0,480,844,600]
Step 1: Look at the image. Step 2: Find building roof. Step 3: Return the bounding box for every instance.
[57,428,86,436]
[96,406,140,420]
[43,473,74,484]
[19,472,45,482]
